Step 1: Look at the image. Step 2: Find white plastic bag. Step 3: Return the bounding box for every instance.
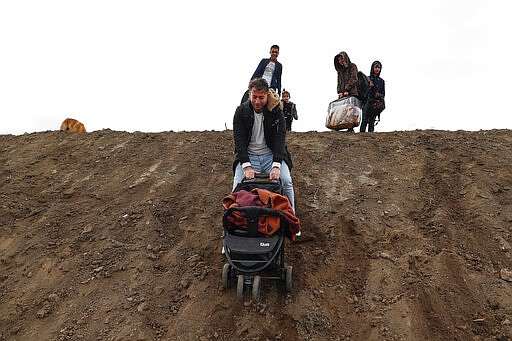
[325,96,362,130]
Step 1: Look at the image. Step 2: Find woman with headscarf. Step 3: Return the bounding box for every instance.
[361,61,385,132]
[334,51,359,132]
[334,51,359,99]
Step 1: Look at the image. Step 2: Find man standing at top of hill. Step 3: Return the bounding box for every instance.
[241,45,283,103]
[251,45,282,96]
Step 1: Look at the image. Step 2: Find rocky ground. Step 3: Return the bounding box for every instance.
[1,129,512,340]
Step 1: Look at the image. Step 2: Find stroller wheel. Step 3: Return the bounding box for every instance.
[252,275,261,302]
[237,275,245,300]
[221,263,232,289]
[285,266,293,292]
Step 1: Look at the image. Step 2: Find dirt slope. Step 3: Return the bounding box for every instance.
[1,129,512,341]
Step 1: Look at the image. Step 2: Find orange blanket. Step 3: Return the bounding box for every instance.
[222,188,301,241]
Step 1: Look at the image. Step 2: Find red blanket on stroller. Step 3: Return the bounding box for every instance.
[222,188,301,241]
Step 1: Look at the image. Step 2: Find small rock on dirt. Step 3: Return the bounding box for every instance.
[500,268,512,282]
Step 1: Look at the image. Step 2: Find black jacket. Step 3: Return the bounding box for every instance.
[232,100,292,173]
[282,101,298,120]
[369,61,385,100]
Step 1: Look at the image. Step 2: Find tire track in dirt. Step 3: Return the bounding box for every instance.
[286,133,373,340]
[405,133,512,340]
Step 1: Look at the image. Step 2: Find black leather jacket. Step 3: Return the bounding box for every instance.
[232,101,292,173]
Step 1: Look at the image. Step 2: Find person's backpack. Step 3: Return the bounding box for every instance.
[357,71,370,102]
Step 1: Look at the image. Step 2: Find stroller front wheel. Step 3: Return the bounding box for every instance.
[221,263,232,289]
[237,275,245,300]
[285,266,293,292]
[252,275,261,302]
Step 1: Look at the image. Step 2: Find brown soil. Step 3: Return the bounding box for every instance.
[1,129,512,341]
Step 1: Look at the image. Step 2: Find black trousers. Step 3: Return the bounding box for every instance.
[360,106,376,132]
[285,117,293,131]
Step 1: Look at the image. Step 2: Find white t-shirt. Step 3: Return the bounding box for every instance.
[262,61,275,87]
[247,111,271,156]
[241,110,281,171]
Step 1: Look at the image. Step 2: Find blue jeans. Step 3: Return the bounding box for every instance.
[232,152,295,212]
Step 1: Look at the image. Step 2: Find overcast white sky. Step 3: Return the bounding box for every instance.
[1,1,511,135]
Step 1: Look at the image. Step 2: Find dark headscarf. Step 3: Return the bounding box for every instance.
[334,51,352,71]
[370,60,382,78]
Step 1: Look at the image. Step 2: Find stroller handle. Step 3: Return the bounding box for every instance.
[241,173,280,184]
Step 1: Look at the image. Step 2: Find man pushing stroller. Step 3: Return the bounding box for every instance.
[231,78,296,214]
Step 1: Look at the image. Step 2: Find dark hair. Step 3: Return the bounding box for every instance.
[270,45,279,50]
[282,89,290,96]
[248,78,269,92]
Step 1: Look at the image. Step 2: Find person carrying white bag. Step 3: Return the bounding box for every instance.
[333,51,360,132]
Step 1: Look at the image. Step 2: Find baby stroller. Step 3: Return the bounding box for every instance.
[221,174,293,301]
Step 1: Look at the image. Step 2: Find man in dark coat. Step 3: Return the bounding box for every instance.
[232,78,295,212]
